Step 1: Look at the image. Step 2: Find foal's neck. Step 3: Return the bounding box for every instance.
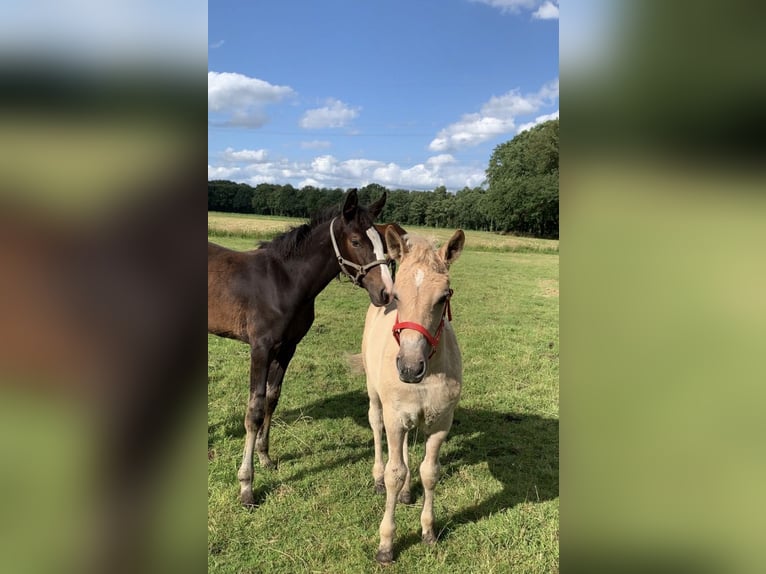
[294,220,344,300]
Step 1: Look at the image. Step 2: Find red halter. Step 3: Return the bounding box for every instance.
[392,289,453,359]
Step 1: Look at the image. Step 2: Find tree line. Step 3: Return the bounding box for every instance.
[209,119,558,238]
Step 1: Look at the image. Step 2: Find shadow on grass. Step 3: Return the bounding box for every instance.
[441,406,558,530]
[277,389,558,554]
[208,386,370,445]
[208,391,374,505]
[209,387,558,551]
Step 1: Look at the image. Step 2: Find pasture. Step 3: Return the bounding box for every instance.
[208,214,559,573]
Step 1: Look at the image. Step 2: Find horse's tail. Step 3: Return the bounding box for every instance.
[346,352,365,376]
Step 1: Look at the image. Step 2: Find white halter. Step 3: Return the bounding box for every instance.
[329,217,390,286]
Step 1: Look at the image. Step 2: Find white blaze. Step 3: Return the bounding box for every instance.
[414,268,424,288]
[366,227,394,293]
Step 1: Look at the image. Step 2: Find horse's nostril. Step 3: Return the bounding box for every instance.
[396,356,428,384]
[380,288,389,304]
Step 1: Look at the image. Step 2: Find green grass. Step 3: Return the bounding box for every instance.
[208,216,559,573]
[208,211,559,254]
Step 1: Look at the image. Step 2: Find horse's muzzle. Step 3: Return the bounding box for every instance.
[375,286,390,306]
[396,355,426,384]
[362,279,390,307]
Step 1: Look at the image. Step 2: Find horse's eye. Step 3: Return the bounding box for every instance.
[351,239,362,248]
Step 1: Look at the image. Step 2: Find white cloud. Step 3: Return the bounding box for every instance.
[311,155,339,175]
[300,140,332,150]
[470,0,539,14]
[210,152,485,191]
[532,1,558,19]
[208,165,241,179]
[471,0,558,19]
[516,110,559,134]
[471,0,535,13]
[221,147,269,162]
[429,78,558,152]
[208,71,295,128]
[299,98,360,129]
[298,177,323,188]
[426,154,457,166]
[209,39,225,49]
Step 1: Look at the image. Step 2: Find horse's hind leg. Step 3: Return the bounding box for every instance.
[238,344,270,506]
[255,343,295,469]
[419,428,449,545]
[254,377,279,469]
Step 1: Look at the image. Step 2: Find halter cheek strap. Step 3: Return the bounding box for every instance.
[330,217,390,286]
[392,289,453,359]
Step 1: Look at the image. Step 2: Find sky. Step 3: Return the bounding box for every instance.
[208,0,559,192]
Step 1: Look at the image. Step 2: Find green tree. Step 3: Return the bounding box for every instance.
[301,186,323,216]
[208,180,239,212]
[359,183,388,208]
[383,189,410,223]
[485,118,558,238]
[454,186,488,230]
[252,183,274,214]
[425,186,450,228]
[232,183,255,213]
[408,192,429,226]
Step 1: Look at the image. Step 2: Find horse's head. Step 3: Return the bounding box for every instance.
[331,189,395,307]
[387,228,465,383]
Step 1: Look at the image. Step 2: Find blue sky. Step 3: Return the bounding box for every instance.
[208,0,558,191]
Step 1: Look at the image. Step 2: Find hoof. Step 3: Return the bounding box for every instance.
[240,491,255,507]
[422,531,436,545]
[374,480,386,495]
[375,549,394,565]
[398,491,412,504]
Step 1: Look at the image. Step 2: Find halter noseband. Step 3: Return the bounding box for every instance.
[392,289,453,359]
[330,217,390,286]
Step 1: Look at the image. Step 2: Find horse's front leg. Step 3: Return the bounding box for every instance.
[419,428,450,545]
[367,390,385,493]
[376,420,407,565]
[255,343,295,469]
[238,343,270,506]
[399,431,412,504]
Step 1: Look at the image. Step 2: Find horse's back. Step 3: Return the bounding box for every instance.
[207,242,308,343]
[207,242,259,341]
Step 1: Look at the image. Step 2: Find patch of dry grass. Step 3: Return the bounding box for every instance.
[207,212,559,253]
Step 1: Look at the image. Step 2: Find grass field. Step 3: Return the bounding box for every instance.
[208,211,559,254]
[208,214,559,573]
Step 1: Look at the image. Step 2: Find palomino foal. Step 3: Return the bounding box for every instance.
[362,229,465,564]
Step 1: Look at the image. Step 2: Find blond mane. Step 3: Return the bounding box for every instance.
[402,234,448,273]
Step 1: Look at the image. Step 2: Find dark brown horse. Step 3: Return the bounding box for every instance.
[208,189,394,505]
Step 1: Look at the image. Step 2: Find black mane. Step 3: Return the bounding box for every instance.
[258,204,339,259]
[258,198,379,260]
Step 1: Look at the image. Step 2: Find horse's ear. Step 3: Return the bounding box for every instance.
[385,225,408,261]
[343,188,359,221]
[438,229,465,268]
[375,222,407,252]
[367,191,387,219]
